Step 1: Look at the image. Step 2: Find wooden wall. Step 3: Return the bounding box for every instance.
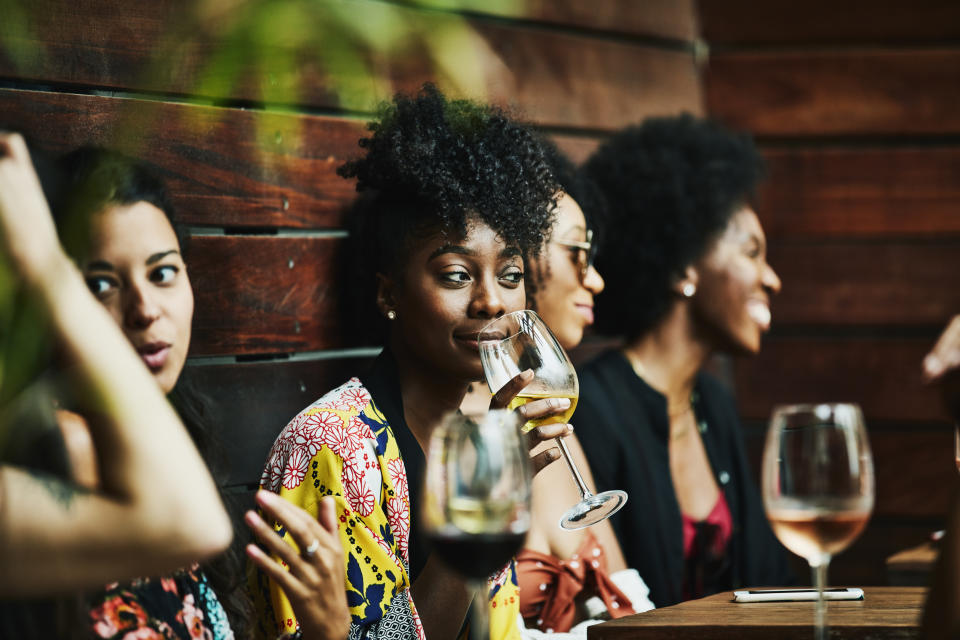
[699,0,960,586]
[0,0,703,492]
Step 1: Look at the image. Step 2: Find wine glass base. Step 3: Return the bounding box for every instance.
[559,490,628,530]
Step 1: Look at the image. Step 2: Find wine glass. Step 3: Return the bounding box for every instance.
[422,410,531,640]
[478,309,627,529]
[762,403,874,640]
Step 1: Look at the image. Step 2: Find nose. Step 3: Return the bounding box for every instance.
[762,260,782,295]
[468,274,508,319]
[583,263,605,295]
[124,281,161,329]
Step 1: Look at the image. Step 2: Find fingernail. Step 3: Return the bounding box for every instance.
[547,448,559,460]
[924,355,943,377]
[554,398,571,409]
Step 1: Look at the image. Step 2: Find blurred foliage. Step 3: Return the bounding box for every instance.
[0,0,524,444]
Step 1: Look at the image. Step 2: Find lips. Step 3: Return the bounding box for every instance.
[137,342,171,371]
[574,304,594,325]
[454,332,482,351]
[746,300,772,331]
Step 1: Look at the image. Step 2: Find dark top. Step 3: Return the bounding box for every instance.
[576,350,793,608]
[362,349,429,583]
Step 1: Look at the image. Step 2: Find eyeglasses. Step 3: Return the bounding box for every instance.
[553,229,597,280]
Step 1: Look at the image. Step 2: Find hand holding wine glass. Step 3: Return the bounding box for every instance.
[479,310,627,530]
[422,410,532,639]
[762,403,874,640]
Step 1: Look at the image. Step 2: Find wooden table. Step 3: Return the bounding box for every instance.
[588,587,926,639]
[887,541,938,586]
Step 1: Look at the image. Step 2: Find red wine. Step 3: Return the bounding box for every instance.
[427,532,525,581]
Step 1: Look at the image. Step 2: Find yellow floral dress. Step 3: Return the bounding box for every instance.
[252,376,521,640]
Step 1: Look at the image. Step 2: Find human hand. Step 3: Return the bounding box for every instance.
[923,315,960,420]
[489,369,574,474]
[0,133,64,284]
[245,490,351,640]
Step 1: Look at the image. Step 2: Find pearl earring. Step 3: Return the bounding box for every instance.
[386,310,397,320]
[682,283,696,298]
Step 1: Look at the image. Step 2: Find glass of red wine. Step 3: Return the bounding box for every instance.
[422,409,531,639]
[762,403,874,640]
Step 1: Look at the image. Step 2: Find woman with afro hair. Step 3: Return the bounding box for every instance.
[251,85,575,640]
[575,114,792,608]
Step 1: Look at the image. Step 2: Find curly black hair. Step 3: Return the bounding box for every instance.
[338,84,559,343]
[584,113,764,341]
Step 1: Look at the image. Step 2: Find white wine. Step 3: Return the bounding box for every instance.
[767,504,870,562]
[446,496,519,534]
[507,393,577,433]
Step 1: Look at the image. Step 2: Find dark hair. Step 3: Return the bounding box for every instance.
[338,84,559,344]
[583,114,764,341]
[50,148,252,636]
[54,147,187,258]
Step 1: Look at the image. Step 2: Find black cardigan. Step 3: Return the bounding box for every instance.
[576,350,793,607]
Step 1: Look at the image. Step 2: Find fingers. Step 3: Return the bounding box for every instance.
[489,369,533,409]
[529,447,561,474]
[244,507,302,575]
[245,539,300,596]
[317,495,340,536]
[524,422,573,449]
[924,316,960,382]
[517,397,571,423]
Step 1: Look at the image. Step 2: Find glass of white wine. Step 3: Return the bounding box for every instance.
[478,309,627,529]
[762,403,874,640]
[422,410,531,640]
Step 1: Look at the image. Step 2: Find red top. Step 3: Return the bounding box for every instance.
[516,531,635,633]
[681,491,733,600]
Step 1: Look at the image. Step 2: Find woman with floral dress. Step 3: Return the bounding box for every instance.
[252,85,573,640]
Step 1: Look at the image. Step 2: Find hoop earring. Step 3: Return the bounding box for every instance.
[681,283,696,298]
[386,310,397,320]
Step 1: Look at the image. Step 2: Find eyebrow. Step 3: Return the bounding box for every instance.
[427,244,521,261]
[84,249,180,272]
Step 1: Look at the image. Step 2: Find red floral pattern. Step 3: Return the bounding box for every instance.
[282,447,311,490]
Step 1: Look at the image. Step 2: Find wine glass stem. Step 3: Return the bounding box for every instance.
[555,437,593,499]
[812,559,829,640]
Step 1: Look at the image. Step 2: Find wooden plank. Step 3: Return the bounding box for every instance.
[185,356,376,487]
[0,0,702,130]
[0,88,362,229]
[699,0,960,46]
[767,242,960,327]
[743,426,955,519]
[756,146,960,238]
[706,49,960,136]
[414,0,697,41]
[734,338,950,423]
[187,236,345,356]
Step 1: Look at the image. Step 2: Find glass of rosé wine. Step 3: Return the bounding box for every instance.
[762,403,874,640]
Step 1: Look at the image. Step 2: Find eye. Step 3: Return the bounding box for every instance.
[85,275,116,297]
[499,266,524,286]
[439,269,471,286]
[150,265,179,284]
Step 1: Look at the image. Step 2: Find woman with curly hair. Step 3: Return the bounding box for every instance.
[576,114,792,608]
[251,85,573,640]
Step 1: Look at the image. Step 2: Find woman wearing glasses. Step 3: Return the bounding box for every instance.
[462,143,654,634]
[576,115,792,608]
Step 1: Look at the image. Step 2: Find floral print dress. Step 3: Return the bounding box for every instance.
[252,377,521,640]
[90,564,234,640]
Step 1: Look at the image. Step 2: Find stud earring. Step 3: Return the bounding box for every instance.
[386,310,397,320]
[681,283,696,298]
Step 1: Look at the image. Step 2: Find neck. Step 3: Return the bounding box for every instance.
[390,339,470,453]
[622,304,711,421]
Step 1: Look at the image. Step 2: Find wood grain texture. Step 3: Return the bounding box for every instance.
[0,88,364,229]
[734,338,949,423]
[588,587,924,640]
[188,236,345,356]
[768,242,960,326]
[756,146,960,238]
[699,0,960,46]
[185,355,376,487]
[0,0,702,130]
[706,49,960,136]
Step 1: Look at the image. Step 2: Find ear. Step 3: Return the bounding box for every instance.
[375,272,397,317]
[673,265,699,298]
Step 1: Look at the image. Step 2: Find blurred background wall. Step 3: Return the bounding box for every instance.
[0,0,957,587]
